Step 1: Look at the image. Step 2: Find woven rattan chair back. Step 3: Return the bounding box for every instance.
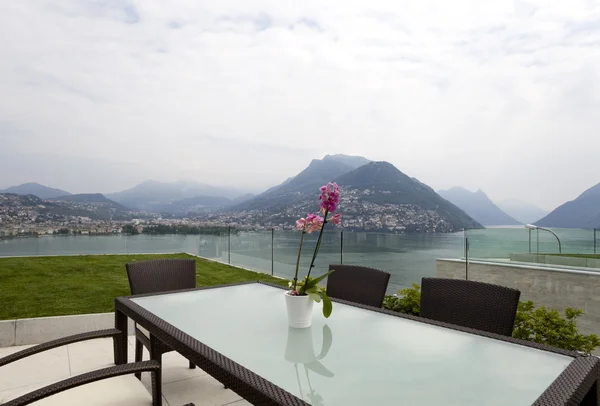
[420,277,521,336]
[325,264,391,308]
[126,259,196,295]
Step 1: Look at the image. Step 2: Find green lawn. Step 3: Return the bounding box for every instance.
[0,253,288,320]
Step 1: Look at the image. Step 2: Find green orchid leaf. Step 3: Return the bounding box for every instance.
[305,285,319,294]
[306,270,335,289]
[322,290,333,318]
[308,293,321,302]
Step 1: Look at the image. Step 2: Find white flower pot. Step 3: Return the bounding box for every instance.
[284,291,314,328]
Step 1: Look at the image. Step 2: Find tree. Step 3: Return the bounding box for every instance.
[122,224,139,235]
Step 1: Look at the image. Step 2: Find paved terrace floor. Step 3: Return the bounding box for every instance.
[0,337,252,406]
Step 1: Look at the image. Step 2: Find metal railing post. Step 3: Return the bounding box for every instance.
[340,230,344,264]
[228,226,231,264]
[595,229,597,254]
[465,237,469,280]
[271,228,274,276]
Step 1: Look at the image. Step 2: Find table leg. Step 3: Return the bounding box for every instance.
[150,335,163,406]
[580,379,599,406]
[114,307,128,365]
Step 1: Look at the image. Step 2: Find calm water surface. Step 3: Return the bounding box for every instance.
[1,227,596,293]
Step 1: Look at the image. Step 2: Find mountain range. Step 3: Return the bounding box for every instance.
[4,154,599,230]
[437,187,521,226]
[0,192,136,221]
[105,180,251,211]
[535,183,600,229]
[232,156,482,232]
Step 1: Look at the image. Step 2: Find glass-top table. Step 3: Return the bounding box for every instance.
[114,282,600,406]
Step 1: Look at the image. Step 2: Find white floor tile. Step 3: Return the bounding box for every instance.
[224,400,253,405]
[0,379,58,404]
[0,375,154,406]
[68,337,118,375]
[1,341,243,406]
[138,349,208,388]
[0,346,70,392]
[0,344,34,357]
[162,375,241,406]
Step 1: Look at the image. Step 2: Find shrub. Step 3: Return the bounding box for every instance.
[382,284,600,354]
[513,301,600,354]
[382,283,421,316]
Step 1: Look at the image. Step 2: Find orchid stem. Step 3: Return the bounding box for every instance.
[292,230,306,291]
[299,210,328,295]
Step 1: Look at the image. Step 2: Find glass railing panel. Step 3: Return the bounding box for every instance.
[0,234,129,257]
[273,230,342,283]
[197,230,229,263]
[123,234,195,255]
[0,236,41,257]
[465,227,528,261]
[229,230,273,274]
[465,227,600,270]
[341,231,464,294]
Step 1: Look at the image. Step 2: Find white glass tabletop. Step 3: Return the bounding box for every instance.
[131,283,572,406]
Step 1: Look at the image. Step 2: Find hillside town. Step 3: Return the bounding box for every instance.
[206,187,461,233]
[0,186,462,238]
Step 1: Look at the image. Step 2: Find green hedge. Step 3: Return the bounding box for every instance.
[383,284,600,354]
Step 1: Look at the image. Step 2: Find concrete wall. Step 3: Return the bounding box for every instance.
[436,259,600,337]
[509,253,600,269]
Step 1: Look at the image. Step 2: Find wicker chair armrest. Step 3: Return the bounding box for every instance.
[2,360,160,406]
[0,329,122,368]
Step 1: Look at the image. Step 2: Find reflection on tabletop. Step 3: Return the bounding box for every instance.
[284,325,334,406]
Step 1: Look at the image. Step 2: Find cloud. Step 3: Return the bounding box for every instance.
[0,0,599,209]
[46,0,141,24]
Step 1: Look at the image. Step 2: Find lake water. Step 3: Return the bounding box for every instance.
[1,227,596,293]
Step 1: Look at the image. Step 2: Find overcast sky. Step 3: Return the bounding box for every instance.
[1,0,599,210]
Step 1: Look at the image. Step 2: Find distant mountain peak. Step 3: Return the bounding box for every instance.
[535,182,600,228]
[321,154,371,170]
[497,199,549,225]
[340,161,405,182]
[0,183,72,199]
[437,186,521,226]
[578,182,600,200]
[447,186,470,192]
[106,180,249,210]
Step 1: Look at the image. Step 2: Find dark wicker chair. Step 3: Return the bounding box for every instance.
[325,264,391,308]
[0,329,195,406]
[419,277,521,337]
[126,259,197,379]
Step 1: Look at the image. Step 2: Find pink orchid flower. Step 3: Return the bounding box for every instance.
[305,213,324,233]
[295,217,306,230]
[329,213,342,225]
[319,182,340,214]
